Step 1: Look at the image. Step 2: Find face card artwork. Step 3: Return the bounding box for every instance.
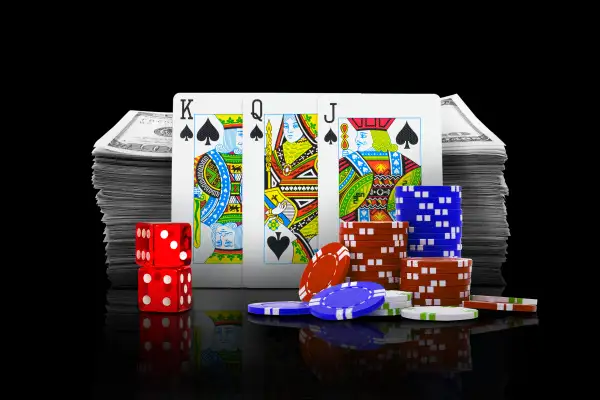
[243,94,320,287]
[263,113,319,263]
[317,94,443,246]
[172,93,260,287]
[193,114,244,264]
[338,117,422,222]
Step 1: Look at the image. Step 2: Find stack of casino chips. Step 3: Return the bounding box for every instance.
[399,257,472,306]
[339,221,409,290]
[395,186,463,257]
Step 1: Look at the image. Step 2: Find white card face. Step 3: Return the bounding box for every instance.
[243,94,321,287]
[317,94,443,246]
[172,93,261,287]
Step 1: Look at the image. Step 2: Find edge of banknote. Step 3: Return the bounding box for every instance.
[93,110,173,158]
[441,94,505,147]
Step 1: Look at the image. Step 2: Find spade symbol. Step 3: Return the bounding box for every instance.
[197,119,220,146]
[324,128,337,145]
[267,232,290,260]
[250,125,263,141]
[396,122,419,149]
[180,125,193,141]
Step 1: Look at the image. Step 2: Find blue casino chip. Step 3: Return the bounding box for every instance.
[409,226,461,235]
[396,185,462,197]
[408,243,463,252]
[395,209,463,222]
[408,238,462,247]
[247,301,310,316]
[394,205,463,216]
[408,232,461,240]
[407,250,462,257]
[400,218,463,227]
[395,195,461,208]
[308,321,385,350]
[396,185,461,193]
[308,281,386,321]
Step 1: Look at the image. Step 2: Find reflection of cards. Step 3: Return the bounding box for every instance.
[243,94,320,287]
[318,94,443,246]
[172,93,259,288]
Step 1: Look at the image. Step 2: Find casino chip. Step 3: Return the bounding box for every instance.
[470,294,537,305]
[344,240,406,248]
[341,232,406,241]
[247,301,310,316]
[384,290,412,303]
[395,197,462,209]
[407,250,462,257]
[410,287,470,298]
[400,306,479,321]
[309,281,386,320]
[412,297,464,306]
[402,257,472,268]
[408,238,462,246]
[409,232,459,240]
[298,242,350,302]
[409,226,461,234]
[462,300,537,312]
[396,185,462,195]
[409,244,463,251]
[366,305,410,317]
[340,221,409,229]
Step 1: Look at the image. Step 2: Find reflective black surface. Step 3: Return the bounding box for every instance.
[93,288,542,398]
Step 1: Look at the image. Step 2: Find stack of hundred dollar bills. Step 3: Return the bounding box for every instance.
[440,94,508,286]
[92,111,172,287]
[92,96,508,288]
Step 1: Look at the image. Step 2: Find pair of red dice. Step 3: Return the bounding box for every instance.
[136,222,193,313]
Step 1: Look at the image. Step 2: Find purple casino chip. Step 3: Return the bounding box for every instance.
[247,301,310,316]
[308,281,386,321]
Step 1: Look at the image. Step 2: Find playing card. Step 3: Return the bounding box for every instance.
[317,94,443,245]
[243,94,321,287]
[172,93,261,287]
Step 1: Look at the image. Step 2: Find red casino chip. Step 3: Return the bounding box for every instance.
[401,257,472,269]
[411,290,470,300]
[339,232,407,242]
[298,242,350,302]
[461,300,537,313]
[340,221,410,230]
[401,271,471,286]
[344,240,406,249]
[401,285,470,298]
[347,270,401,280]
[349,264,401,273]
[411,297,464,306]
[350,250,408,260]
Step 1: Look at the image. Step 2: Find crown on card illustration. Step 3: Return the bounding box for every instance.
[216,114,243,129]
[349,118,395,131]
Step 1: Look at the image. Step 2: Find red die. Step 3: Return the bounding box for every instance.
[138,266,193,313]
[135,222,191,267]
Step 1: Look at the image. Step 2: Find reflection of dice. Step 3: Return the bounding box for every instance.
[138,266,193,313]
[138,311,192,375]
[135,222,192,267]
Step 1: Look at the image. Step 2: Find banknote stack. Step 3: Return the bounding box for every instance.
[92,111,173,287]
[440,95,509,286]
